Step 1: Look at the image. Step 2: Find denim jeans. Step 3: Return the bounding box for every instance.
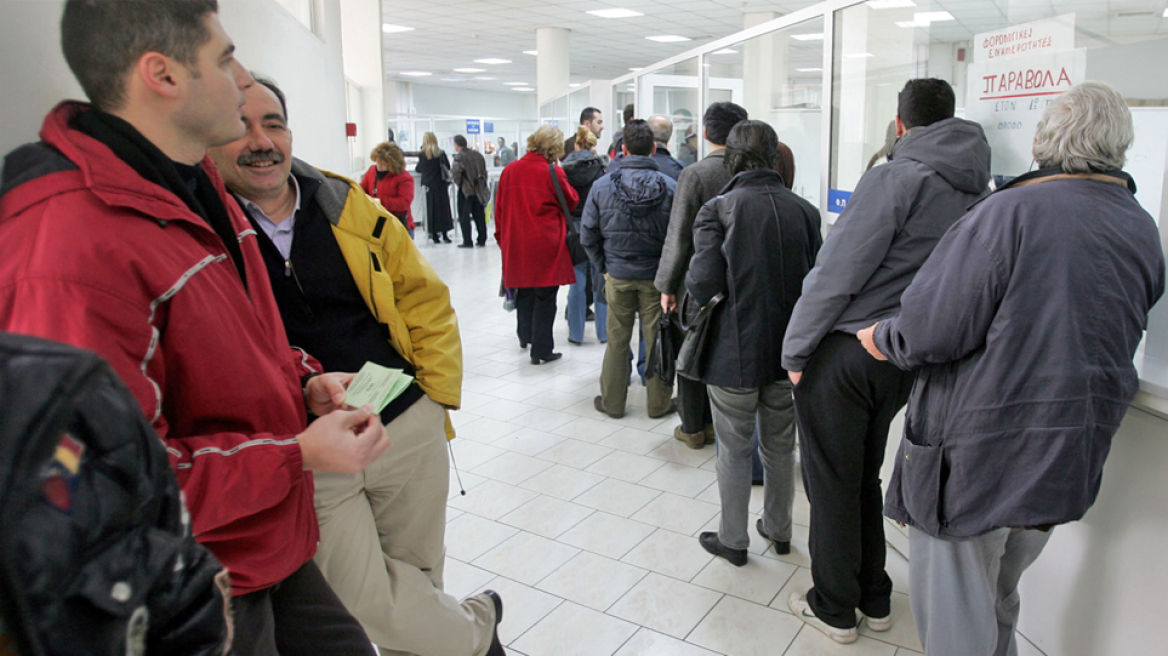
[568,262,607,344]
[707,381,796,551]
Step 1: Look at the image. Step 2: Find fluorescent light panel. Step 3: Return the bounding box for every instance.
[898,11,954,27]
[453,68,485,73]
[474,58,512,64]
[568,83,582,87]
[629,67,643,71]
[400,71,430,76]
[791,33,824,41]
[1164,8,1168,17]
[523,50,538,55]
[844,52,875,58]
[513,87,535,91]
[382,24,414,33]
[504,82,527,86]
[797,67,823,72]
[866,0,916,8]
[586,9,644,19]
[712,49,738,55]
[474,76,497,80]
[646,35,691,43]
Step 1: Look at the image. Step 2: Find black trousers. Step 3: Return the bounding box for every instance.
[676,374,712,434]
[457,192,487,245]
[515,286,557,359]
[231,559,372,656]
[793,331,914,629]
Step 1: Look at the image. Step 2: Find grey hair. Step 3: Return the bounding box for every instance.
[647,115,673,145]
[1033,81,1133,173]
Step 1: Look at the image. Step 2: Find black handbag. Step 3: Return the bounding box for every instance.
[549,163,589,266]
[675,291,724,381]
[647,310,683,387]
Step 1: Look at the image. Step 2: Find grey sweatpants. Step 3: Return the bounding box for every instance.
[707,382,796,551]
[909,526,1053,656]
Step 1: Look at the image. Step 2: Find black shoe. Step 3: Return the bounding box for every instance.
[593,395,624,419]
[458,243,474,248]
[700,531,748,567]
[476,242,487,247]
[442,234,452,243]
[568,339,583,346]
[519,339,528,349]
[531,352,562,365]
[585,309,595,321]
[484,589,506,656]
[648,398,678,419]
[756,519,791,555]
[752,477,764,486]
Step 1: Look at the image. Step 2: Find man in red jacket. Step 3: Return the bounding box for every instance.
[0,2,387,654]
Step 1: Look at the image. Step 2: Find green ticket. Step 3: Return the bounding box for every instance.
[343,361,415,413]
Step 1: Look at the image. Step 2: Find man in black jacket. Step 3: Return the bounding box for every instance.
[781,79,991,644]
[581,120,677,420]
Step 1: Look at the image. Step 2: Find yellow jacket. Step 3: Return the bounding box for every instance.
[295,160,462,439]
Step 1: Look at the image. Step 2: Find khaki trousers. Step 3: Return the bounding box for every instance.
[600,276,671,416]
[313,396,495,656]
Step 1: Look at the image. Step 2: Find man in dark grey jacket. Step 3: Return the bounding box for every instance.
[859,81,1165,656]
[451,135,490,247]
[656,102,748,448]
[781,79,991,644]
[582,119,677,420]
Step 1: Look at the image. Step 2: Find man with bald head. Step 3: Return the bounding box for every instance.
[608,114,685,179]
[209,77,505,656]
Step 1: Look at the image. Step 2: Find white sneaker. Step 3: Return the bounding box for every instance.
[858,609,892,632]
[788,591,858,644]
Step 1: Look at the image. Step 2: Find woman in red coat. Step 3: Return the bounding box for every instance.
[361,141,416,238]
[494,125,579,364]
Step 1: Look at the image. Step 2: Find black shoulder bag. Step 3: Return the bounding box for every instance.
[548,163,589,266]
[675,291,725,381]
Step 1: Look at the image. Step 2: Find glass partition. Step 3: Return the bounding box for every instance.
[830,0,1168,224]
[705,17,826,207]
[639,57,702,163]
[567,87,591,136]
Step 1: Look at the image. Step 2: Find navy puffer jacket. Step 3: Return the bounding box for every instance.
[580,156,676,281]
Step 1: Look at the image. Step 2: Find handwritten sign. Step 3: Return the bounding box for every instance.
[974,13,1075,63]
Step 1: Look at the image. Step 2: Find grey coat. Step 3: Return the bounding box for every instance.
[781,117,991,372]
[875,170,1165,539]
[655,149,731,297]
[451,147,490,204]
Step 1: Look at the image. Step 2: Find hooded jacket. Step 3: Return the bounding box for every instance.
[581,155,677,281]
[875,170,1165,539]
[686,169,822,388]
[782,117,991,372]
[0,102,320,595]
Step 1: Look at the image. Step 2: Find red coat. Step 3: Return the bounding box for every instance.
[0,102,320,595]
[360,165,415,230]
[494,151,579,288]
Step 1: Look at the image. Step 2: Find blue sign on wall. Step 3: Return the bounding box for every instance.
[828,189,853,213]
[484,122,494,133]
[466,119,481,134]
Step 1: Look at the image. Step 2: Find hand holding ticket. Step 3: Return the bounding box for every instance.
[342,362,415,414]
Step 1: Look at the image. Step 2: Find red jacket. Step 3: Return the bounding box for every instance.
[360,165,415,230]
[494,151,579,288]
[0,102,319,595]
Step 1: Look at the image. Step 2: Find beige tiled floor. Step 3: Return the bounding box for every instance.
[418,237,1034,655]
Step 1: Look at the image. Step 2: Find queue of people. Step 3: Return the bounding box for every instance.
[0,3,1163,656]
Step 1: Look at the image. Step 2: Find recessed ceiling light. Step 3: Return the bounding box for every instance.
[504,82,527,86]
[629,67,643,71]
[474,76,497,80]
[646,35,691,43]
[899,11,955,27]
[440,78,461,82]
[844,52,875,58]
[453,68,485,73]
[523,50,538,56]
[796,67,823,72]
[1164,8,1168,17]
[474,58,512,65]
[382,24,415,33]
[586,9,644,19]
[791,33,824,41]
[400,71,431,76]
[568,83,582,87]
[712,49,738,55]
[513,87,535,92]
[866,0,916,8]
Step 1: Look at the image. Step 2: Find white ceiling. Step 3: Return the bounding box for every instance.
[378,0,1168,92]
[379,0,824,90]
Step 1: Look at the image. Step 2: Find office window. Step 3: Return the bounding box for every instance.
[638,58,701,161]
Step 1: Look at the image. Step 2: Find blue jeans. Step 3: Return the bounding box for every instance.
[568,262,607,343]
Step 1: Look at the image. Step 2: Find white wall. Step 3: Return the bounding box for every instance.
[0,0,349,174]
[339,0,385,173]
[408,83,538,119]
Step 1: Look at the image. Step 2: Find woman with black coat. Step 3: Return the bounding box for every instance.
[562,126,609,345]
[685,121,822,566]
[415,131,455,243]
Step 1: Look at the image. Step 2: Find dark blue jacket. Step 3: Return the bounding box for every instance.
[581,156,676,281]
[876,170,1165,539]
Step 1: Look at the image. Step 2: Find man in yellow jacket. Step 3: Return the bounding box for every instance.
[210,76,506,656]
